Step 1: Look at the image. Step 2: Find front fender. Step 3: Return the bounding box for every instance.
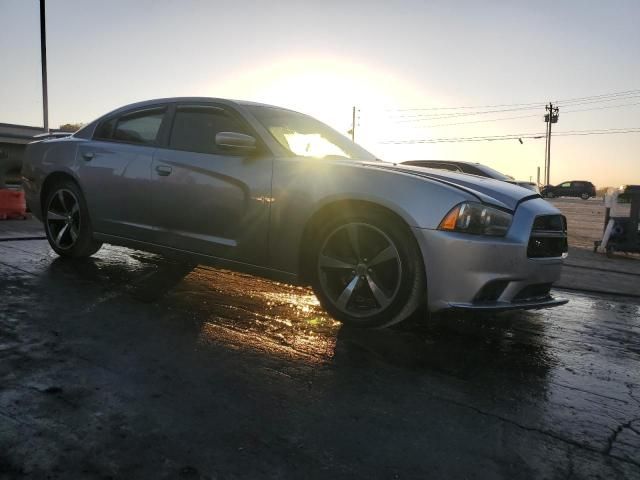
[268,157,475,275]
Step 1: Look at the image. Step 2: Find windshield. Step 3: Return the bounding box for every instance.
[247,106,377,161]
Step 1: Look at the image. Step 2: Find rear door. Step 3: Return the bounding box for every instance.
[77,105,169,242]
[151,103,273,265]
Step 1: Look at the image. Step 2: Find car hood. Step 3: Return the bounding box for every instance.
[364,162,540,211]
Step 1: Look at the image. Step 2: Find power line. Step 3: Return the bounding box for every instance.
[379,127,640,145]
[553,89,640,105]
[382,88,640,114]
[389,105,542,121]
[561,101,640,114]
[401,102,640,129]
[556,94,640,108]
[380,133,546,144]
[383,101,546,112]
[405,113,541,128]
[387,98,640,125]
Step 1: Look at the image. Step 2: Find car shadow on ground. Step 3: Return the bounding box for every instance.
[45,248,554,385]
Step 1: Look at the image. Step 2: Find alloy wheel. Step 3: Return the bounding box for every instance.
[46,189,81,250]
[317,222,402,318]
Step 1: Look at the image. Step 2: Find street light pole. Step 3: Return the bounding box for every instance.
[40,0,49,132]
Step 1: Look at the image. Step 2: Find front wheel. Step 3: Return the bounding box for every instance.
[545,191,555,199]
[311,209,426,328]
[44,180,102,258]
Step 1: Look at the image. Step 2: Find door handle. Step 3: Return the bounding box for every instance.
[82,152,95,161]
[155,165,172,176]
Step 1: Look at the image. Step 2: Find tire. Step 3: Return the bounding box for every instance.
[310,208,426,328]
[580,193,590,200]
[43,179,102,258]
[545,191,555,199]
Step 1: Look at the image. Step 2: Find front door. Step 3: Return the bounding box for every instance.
[151,104,273,265]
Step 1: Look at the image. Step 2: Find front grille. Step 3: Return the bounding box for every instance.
[527,215,568,258]
[513,283,552,302]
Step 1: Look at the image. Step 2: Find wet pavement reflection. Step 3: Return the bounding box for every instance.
[1,240,639,478]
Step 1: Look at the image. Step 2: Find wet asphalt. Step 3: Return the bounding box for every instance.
[0,239,639,479]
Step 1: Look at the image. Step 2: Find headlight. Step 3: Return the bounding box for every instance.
[438,202,512,236]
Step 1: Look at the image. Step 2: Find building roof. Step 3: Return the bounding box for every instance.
[0,123,47,145]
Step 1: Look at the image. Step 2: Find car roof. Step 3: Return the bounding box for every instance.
[404,160,482,166]
[104,97,298,113]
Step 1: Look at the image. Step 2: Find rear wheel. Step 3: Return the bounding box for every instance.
[580,192,590,200]
[311,209,426,328]
[44,180,102,258]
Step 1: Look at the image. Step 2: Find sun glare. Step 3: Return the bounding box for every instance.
[196,56,431,150]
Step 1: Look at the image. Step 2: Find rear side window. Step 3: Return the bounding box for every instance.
[169,106,250,155]
[94,108,165,145]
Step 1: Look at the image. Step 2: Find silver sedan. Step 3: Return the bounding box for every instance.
[22,97,568,327]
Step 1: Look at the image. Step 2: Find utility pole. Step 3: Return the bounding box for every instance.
[544,103,559,185]
[351,106,356,142]
[40,0,49,133]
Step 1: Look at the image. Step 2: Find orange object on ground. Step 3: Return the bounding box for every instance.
[0,189,28,220]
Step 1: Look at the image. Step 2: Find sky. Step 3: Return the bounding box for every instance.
[1,0,639,187]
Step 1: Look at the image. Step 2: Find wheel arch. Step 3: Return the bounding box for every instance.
[297,198,422,284]
[40,171,84,213]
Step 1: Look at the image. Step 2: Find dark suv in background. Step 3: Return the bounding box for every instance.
[541,181,596,200]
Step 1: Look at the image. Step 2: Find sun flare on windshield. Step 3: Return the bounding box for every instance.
[284,132,350,158]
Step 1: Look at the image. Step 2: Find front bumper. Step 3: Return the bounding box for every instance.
[449,296,568,312]
[413,198,566,312]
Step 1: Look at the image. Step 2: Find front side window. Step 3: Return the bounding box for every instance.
[561,182,571,188]
[169,106,250,155]
[247,106,377,161]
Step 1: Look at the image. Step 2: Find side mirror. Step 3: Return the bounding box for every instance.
[215,132,257,152]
